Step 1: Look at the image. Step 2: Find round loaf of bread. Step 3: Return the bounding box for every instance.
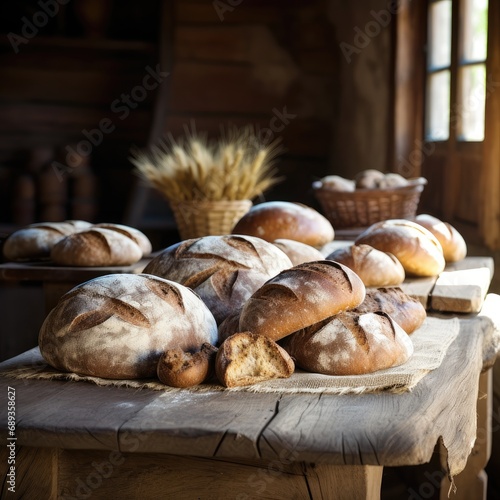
[143,235,292,324]
[353,286,426,334]
[3,221,89,261]
[314,175,355,192]
[280,311,414,376]
[232,201,334,247]
[325,244,405,287]
[39,274,218,379]
[239,260,366,341]
[414,214,467,262]
[51,228,143,266]
[272,238,325,266]
[355,169,386,189]
[93,223,152,256]
[355,219,445,277]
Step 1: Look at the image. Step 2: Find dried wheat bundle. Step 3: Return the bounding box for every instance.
[130,127,283,203]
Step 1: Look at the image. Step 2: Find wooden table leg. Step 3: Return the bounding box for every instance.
[440,369,492,500]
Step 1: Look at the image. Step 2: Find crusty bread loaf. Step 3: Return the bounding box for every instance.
[325,244,405,287]
[39,274,218,379]
[143,235,292,324]
[353,286,426,334]
[355,219,445,277]
[355,169,386,189]
[93,223,152,256]
[50,228,143,266]
[157,343,218,388]
[215,332,294,387]
[272,238,325,266]
[414,214,467,263]
[3,220,90,261]
[232,201,334,247]
[239,260,366,341]
[280,311,414,376]
[313,175,355,192]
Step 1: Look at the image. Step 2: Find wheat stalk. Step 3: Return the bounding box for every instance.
[130,127,283,203]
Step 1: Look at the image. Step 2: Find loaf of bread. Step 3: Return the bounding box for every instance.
[313,175,355,192]
[3,220,91,261]
[272,238,325,266]
[217,309,242,344]
[353,286,426,334]
[157,343,218,388]
[232,201,334,247]
[325,244,405,287]
[50,228,143,266]
[39,274,218,379]
[280,311,414,376]
[239,260,366,341]
[355,219,445,277]
[414,214,467,262]
[355,169,387,189]
[215,332,294,387]
[93,223,152,256]
[143,235,292,324]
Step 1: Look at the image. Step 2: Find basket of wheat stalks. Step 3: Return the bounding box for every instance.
[130,128,282,240]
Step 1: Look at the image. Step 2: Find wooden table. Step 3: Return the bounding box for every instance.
[1,292,499,500]
[0,259,150,314]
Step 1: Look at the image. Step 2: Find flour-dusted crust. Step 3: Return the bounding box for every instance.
[39,274,218,379]
[143,235,292,324]
[215,332,295,387]
[232,201,334,247]
[415,214,467,263]
[2,221,90,261]
[239,260,366,341]
[281,311,414,376]
[272,238,325,266]
[93,223,152,256]
[326,244,405,287]
[355,219,445,277]
[50,227,143,266]
[353,287,427,334]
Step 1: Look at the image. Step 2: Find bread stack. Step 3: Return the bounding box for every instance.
[3,221,152,266]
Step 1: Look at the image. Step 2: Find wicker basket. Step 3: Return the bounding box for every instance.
[313,177,427,229]
[170,199,252,240]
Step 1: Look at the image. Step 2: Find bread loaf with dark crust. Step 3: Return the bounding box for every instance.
[143,235,292,324]
[355,219,445,277]
[353,287,426,334]
[39,274,218,379]
[272,238,325,266]
[280,311,413,376]
[215,332,294,387]
[239,260,366,341]
[414,214,467,263]
[232,201,334,247]
[93,223,152,256]
[3,220,91,261]
[325,244,405,287]
[50,228,143,266]
[157,343,218,388]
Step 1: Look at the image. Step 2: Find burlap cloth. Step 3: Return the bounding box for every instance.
[0,316,459,395]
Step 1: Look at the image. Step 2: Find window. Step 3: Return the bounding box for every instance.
[425,0,488,142]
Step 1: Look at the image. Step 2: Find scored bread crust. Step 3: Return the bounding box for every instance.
[355,219,445,277]
[232,201,334,247]
[50,228,143,266]
[215,332,294,388]
[239,260,366,341]
[414,214,467,263]
[93,223,152,256]
[325,244,405,287]
[3,221,90,261]
[353,287,426,334]
[280,311,414,376]
[143,235,292,324]
[39,274,218,379]
[272,238,325,266]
